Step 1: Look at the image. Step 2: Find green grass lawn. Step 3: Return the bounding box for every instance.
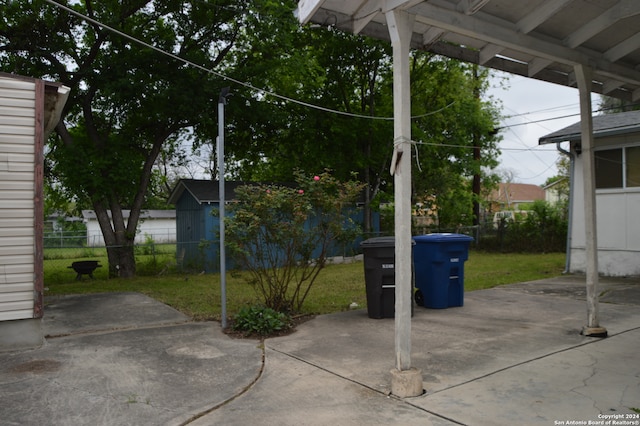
[44,250,566,321]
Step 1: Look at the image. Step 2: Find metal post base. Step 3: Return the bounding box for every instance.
[581,326,608,337]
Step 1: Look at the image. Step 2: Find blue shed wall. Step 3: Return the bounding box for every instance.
[175,195,206,270]
[176,195,380,273]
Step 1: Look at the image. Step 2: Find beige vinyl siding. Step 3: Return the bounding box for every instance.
[0,76,37,321]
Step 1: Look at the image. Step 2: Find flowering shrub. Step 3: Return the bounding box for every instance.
[225,170,365,313]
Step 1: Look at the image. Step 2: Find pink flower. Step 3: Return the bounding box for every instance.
[266,189,271,194]
[313,175,320,181]
[298,190,304,194]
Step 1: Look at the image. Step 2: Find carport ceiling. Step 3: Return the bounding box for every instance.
[297,0,640,102]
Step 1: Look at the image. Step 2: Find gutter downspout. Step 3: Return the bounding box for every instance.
[556,142,574,274]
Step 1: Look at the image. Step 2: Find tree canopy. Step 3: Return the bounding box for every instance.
[1,0,503,277]
[1,0,248,276]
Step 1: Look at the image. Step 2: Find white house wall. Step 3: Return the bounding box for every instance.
[570,137,640,276]
[0,76,36,321]
[86,218,177,246]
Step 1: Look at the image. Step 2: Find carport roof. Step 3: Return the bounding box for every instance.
[297,0,640,101]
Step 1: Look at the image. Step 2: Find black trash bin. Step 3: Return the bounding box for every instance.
[412,233,473,309]
[360,237,413,319]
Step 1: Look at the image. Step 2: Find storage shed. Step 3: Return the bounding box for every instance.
[0,73,69,350]
[168,179,259,272]
[168,179,377,273]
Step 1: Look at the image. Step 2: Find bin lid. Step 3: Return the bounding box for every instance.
[413,233,474,243]
[360,237,415,248]
[360,236,396,248]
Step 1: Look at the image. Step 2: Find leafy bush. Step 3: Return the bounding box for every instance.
[139,234,156,256]
[232,305,291,337]
[480,200,567,252]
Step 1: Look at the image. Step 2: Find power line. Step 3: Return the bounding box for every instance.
[414,140,558,152]
[502,103,578,119]
[499,102,640,130]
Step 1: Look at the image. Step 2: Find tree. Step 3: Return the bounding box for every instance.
[217,11,502,233]
[410,53,502,229]
[599,95,640,113]
[544,155,570,211]
[219,21,395,235]
[2,0,504,279]
[1,0,247,277]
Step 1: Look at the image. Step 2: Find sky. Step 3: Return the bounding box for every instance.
[485,71,602,187]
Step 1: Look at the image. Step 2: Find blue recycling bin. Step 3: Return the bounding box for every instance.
[412,233,473,309]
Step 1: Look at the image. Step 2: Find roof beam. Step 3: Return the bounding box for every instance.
[479,43,504,64]
[410,2,640,86]
[456,0,490,16]
[353,0,423,33]
[602,79,624,95]
[296,0,325,24]
[528,57,553,77]
[425,40,636,100]
[516,0,572,34]
[604,32,640,62]
[353,0,384,34]
[421,27,445,48]
[387,0,424,9]
[564,0,640,48]
[413,2,580,65]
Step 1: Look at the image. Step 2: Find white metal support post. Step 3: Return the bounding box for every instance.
[574,65,607,338]
[386,9,423,397]
[218,87,231,330]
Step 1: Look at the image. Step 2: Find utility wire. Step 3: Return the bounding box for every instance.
[500,102,640,129]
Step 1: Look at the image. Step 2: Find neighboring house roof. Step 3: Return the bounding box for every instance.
[82,210,176,220]
[539,110,640,144]
[489,183,545,205]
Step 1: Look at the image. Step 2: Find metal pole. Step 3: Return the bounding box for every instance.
[218,87,230,329]
[573,65,606,337]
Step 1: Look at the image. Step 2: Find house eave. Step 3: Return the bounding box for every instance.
[539,126,640,144]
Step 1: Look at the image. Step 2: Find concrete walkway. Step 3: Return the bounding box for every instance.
[1,276,639,425]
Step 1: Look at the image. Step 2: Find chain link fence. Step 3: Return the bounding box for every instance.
[43,230,184,285]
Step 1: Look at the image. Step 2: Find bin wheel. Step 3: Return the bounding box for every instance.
[414,289,424,307]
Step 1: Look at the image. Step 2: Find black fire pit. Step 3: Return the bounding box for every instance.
[68,261,102,280]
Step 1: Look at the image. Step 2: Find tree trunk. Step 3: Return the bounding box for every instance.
[89,130,170,278]
[93,201,137,278]
[106,242,136,278]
